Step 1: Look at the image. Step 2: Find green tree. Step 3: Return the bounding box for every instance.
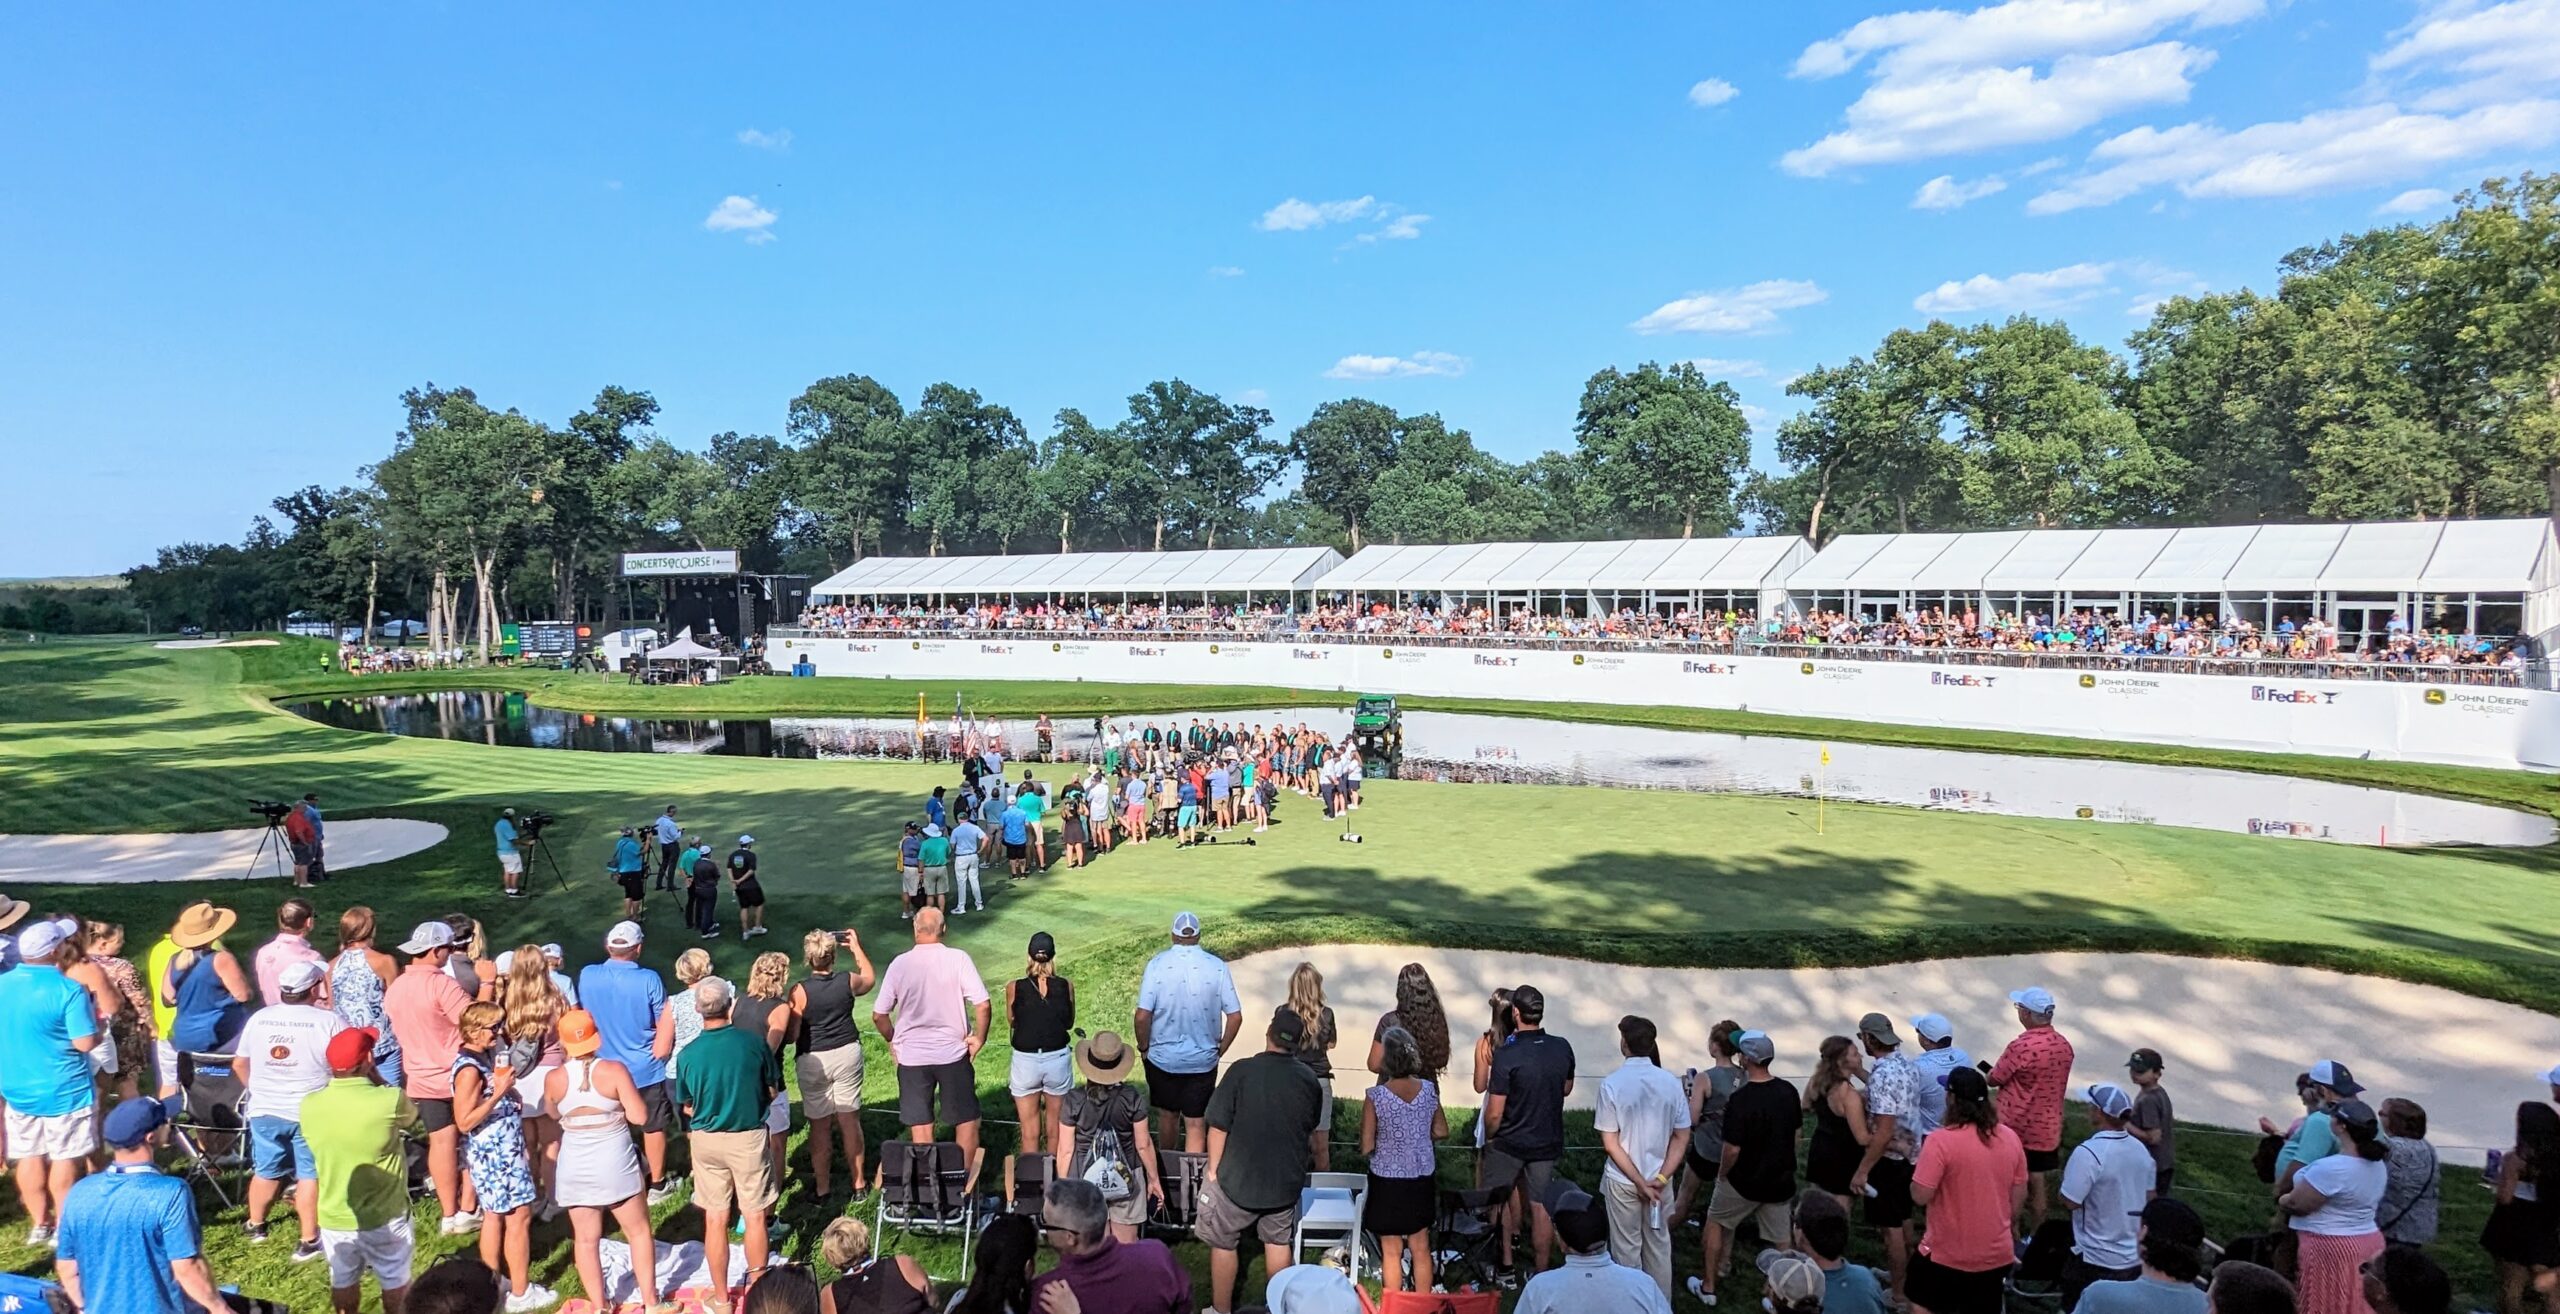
[1289,399,1404,552]
[2123,293,2309,523]
[1937,318,2168,527]
[1122,381,1281,549]
[786,375,905,566]
[2423,174,2560,513]
[1572,362,1752,538]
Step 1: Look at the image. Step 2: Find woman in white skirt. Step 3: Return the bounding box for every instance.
[545,1009,666,1314]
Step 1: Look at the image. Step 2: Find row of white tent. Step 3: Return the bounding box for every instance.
[806,517,2560,641]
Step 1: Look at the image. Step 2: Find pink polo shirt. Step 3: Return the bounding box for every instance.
[254,932,326,1008]
[872,942,989,1068]
[384,960,472,1100]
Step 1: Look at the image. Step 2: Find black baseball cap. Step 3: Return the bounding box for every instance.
[1269,1006,1307,1049]
[2133,1197,2205,1250]
[2129,1048,2165,1073]
[1028,932,1056,962]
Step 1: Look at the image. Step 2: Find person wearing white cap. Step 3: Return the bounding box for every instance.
[1989,985,2074,1233]
[2270,1059,2365,1192]
[383,919,479,1234]
[1907,1014,1971,1143]
[576,921,680,1204]
[0,917,102,1246]
[235,957,338,1263]
[2058,1084,2155,1310]
[1133,911,1241,1153]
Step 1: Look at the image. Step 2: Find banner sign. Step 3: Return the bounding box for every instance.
[621,550,740,577]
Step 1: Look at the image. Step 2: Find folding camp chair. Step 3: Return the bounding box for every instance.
[170,1051,246,1210]
[1004,1152,1054,1222]
[1358,1290,1500,1314]
[1149,1149,1209,1240]
[874,1141,984,1280]
[1428,1185,1511,1294]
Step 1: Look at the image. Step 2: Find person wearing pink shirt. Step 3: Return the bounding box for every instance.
[253,899,329,1009]
[1910,1067,2029,1314]
[383,920,477,1237]
[871,909,992,1162]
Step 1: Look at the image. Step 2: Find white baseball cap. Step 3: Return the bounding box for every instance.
[2084,1083,2134,1119]
[279,960,327,994]
[493,950,516,975]
[2009,986,2057,1014]
[1171,911,1202,938]
[16,921,68,961]
[1910,1012,1955,1043]
[738,834,755,846]
[398,921,455,954]
[605,920,645,950]
[540,943,563,962]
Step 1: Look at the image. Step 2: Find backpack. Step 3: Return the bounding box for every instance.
[1077,1086,1141,1202]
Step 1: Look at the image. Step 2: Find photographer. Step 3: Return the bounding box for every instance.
[494,809,525,899]
[286,793,325,889]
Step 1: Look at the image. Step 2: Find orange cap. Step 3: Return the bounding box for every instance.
[559,1009,601,1057]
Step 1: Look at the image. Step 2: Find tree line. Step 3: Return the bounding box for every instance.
[86,173,2560,649]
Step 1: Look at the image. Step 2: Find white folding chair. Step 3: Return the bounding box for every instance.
[1293,1170,1369,1280]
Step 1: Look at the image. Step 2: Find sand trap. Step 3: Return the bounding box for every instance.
[152,638,280,649]
[1232,945,2555,1160]
[0,819,448,886]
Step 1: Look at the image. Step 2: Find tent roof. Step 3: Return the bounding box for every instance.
[1322,536,1810,593]
[2420,519,2555,593]
[809,545,1342,597]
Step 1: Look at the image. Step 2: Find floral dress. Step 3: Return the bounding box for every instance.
[452,1050,536,1213]
[92,954,153,1079]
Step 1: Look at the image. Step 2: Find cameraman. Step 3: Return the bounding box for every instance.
[495,808,525,899]
[610,827,647,919]
[286,793,325,889]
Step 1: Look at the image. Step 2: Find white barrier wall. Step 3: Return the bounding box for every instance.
[776,635,2560,772]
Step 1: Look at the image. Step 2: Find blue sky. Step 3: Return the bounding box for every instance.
[6,1,2556,574]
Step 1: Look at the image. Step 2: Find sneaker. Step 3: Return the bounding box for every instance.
[973,904,986,913]
[243,1222,270,1243]
[439,1211,481,1236]
[1688,1277,1718,1306]
[951,906,965,915]
[901,910,912,920]
[505,1282,560,1312]
[646,1177,683,1205]
[25,1225,52,1248]
[292,1238,324,1263]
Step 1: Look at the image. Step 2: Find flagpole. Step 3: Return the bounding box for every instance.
[1818,744,1829,836]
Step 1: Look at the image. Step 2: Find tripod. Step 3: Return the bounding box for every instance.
[519,833,572,896]
[243,816,290,880]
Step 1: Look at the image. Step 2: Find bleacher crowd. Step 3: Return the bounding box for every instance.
[792,602,2522,671]
[0,852,2539,1314]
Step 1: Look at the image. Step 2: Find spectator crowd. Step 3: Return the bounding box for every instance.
[0,866,2528,1314]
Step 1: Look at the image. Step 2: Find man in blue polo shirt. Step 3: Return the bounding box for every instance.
[0,917,103,1246]
[999,798,1032,879]
[56,1099,225,1314]
[576,920,679,1203]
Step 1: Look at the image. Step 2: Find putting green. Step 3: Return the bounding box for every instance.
[0,636,2543,1309]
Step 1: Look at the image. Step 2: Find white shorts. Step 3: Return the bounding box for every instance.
[5,1107,97,1162]
[763,1092,790,1136]
[155,1040,180,1092]
[323,1215,415,1291]
[499,852,525,874]
[1008,1048,1072,1098]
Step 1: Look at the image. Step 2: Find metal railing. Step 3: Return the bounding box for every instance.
[770,624,2539,688]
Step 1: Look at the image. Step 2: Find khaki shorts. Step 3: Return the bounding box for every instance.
[921,865,951,896]
[1706,1176,1792,1241]
[1195,1177,1297,1250]
[689,1128,775,1215]
[797,1045,865,1120]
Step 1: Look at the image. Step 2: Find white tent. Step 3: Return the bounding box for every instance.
[808,545,1344,602]
[647,629,720,661]
[1321,536,1814,616]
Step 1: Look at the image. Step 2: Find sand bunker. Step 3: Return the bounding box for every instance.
[1232,945,2554,1159]
[152,638,281,649]
[0,819,448,886]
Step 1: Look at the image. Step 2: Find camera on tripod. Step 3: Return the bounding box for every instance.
[516,809,557,841]
[246,799,292,825]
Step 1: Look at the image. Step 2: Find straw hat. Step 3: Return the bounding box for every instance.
[0,895,29,936]
[1075,1030,1138,1084]
[169,901,237,949]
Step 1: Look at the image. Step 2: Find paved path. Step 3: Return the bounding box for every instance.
[152,638,278,649]
[0,819,448,886]
[1231,944,2556,1161]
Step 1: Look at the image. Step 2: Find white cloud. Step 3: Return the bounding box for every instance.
[2377,186,2455,214]
[1235,388,1270,406]
[1688,78,1740,107]
[704,195,778,243]
[1913,173,2011,209]
[1739,403,1773,425]
[1355,213,1430,243]
[1914,262,2115,314]
[2028,98,2560,212]
[1207,265,1245,277]
[2371,0,2560,109]
[1782,0,2263,172]
[1258,196,1378,231]
[1683,357,1770,378]
[1631,280,1829,335]
[1323,351,1469,380]
[736,127,793,151]
[1783,42,2214,175]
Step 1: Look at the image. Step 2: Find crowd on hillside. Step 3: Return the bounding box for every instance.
[0,861,2538,1314]
[792,600,2524,670]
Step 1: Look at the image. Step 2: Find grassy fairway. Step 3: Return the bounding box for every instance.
[0,636,2543,1307]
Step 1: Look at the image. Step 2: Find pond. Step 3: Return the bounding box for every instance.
[283,692,2554,848]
